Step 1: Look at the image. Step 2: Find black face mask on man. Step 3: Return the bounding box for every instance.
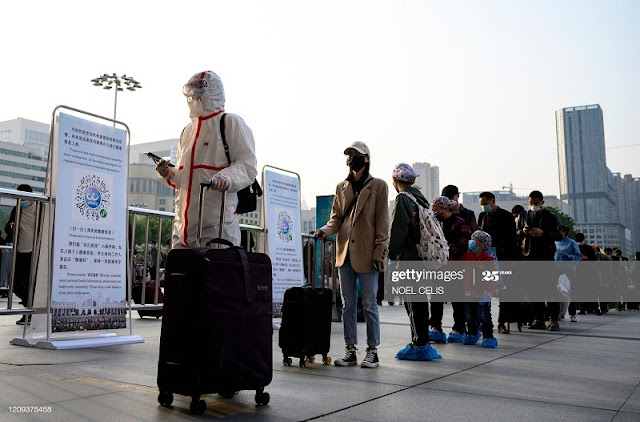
[346,155,366,172]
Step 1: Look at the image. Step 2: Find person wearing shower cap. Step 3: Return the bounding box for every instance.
[459,230,499,348]
[389,163,442,361]
[430,194,471,344]
[391,163,419,183]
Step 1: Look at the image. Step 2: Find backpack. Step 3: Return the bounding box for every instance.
[399,191,449,263]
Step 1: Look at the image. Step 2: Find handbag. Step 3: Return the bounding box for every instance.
[220,113,263,214]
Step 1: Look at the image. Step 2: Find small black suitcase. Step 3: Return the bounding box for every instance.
[157,185,273,415]
[132,279,163,319]
[279,285,332,367]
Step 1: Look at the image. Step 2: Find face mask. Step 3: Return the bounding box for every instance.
[434,212,444,221]
[346,155,366,172]
[481,204,492,213]
[188,97,206,118]
[529,204,542,212]
[20,200,29,209]
[468,239,479,252]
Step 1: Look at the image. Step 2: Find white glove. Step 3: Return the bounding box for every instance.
[209,173,230,192]
[156,160,172,178]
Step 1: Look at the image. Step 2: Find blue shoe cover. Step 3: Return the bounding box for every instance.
[396,344,441,360]
[482,337,498,348]
[462,332,480,345]
[429,330,447,343]
[447,331,463,343]
[395,344,413,359]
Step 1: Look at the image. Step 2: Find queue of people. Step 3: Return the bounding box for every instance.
[315,154,638,367]
[3,69,637,371]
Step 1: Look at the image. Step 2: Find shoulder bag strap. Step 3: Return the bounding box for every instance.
[343,177,373,218]
[219,113,231,165]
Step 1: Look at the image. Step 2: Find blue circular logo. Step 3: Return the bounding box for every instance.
[280,219,290,235]
[84,186,102,209]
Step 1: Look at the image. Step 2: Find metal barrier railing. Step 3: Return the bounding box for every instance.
[1,187,339,317]
[127,207,175,313]
[0,188,48,316]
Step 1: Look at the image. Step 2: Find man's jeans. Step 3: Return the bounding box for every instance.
[339,258,380,347]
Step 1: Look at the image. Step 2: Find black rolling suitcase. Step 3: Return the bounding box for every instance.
[279,285,332,367]
[157,184,273,415]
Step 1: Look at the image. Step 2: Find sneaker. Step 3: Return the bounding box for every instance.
[462,332,481,345]
[447,330,463,343]
[481,337,498,348]
[16,316,26,325]
[429,330,447,343]
[361,347,379,368]
[498,323,510,334]
[335,347,358,366]
[528,320,545,330]
[395,343,441,361]
[548,321,560,331]
[570,315,577,322]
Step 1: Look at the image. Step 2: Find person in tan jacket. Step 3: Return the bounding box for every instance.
[316,141,389,368]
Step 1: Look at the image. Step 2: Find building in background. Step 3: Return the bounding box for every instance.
[129,140,178,165]
[412,162,439,202]
[0,118,50,208]
[556,104,639,255]
[126,139,180,211]
[556,104,616,222]
[614,173,640,253]
[463,190,561,217]
[128,163,175,211]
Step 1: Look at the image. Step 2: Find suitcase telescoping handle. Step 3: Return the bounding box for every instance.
[197,181,231,249]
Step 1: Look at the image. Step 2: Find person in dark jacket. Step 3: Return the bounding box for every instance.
[389,163,441,361]
[478,191,519,333]
[516,190,562,330]
[5,184,37,325]
[442,184,477,232]
[574,232,597,314]
[431,195,470,343]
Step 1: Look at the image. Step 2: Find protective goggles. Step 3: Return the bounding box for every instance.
[182,79,208,97]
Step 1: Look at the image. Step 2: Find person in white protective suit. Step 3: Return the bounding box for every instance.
[156,71,257,248]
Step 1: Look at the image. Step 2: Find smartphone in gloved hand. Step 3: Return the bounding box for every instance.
[145,151,175,167]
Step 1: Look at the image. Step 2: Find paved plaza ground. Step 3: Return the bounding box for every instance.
[0,302,639,422]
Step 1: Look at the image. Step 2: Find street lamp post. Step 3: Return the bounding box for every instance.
[90,73,142,125]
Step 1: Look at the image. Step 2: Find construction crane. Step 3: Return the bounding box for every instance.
[501,183,534,195]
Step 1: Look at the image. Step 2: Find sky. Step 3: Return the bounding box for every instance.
[2,0,639,207]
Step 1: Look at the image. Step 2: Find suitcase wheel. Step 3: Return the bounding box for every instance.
[219,391,235,399]
[157,391,173,408]
[190,397,206,415]
[255,390,270,406]
[323,356,332,365]
[283,357,293,366]
[307,355,316,363]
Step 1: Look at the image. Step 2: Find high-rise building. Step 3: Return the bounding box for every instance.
[556,105,637,255]
[412,162,439,202]
[556,104,616,223]
[617,174,640,253]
